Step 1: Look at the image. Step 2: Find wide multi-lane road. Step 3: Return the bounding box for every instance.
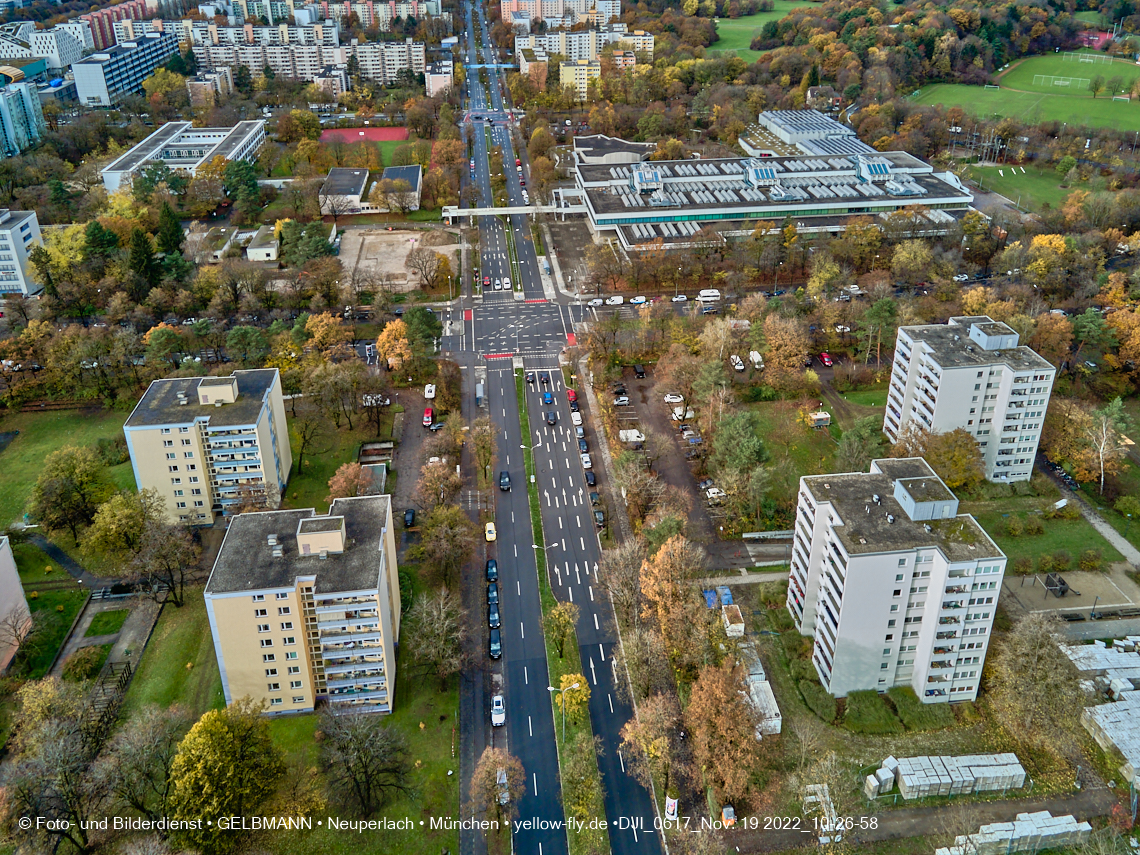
[451,2,664,854]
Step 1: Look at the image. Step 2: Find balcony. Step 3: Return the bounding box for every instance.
[319,625,381,641]
[938,616,960,625]
[925,688,947,698]
[321,638,384,654]
[932,646,955,655]
[948,569,973,578]
[927,675,950,684]
[942,601,963,610]
[326,672,386,689]
[328,686,389,702]
[944,585,967,594]
[323,656,385,673]
[929,660,953,670]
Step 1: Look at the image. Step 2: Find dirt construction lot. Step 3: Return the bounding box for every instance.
[339,229,461,292]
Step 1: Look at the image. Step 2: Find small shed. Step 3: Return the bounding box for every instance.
[722,604,744,637]
[808,410,831,429]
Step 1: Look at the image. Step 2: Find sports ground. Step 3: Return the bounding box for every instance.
[320,126,410,165]
[917,51,1140,131]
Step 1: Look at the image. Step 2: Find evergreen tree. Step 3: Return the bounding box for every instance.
[233,65,253,95]
[157,201,184,256]
[127,227,160,299]
[262,64,276,81]
[83,220,120,261]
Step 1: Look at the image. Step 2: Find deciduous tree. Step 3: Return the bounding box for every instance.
[126,522,200,608]
[375,319,412,371]
[989,613,1083,760]
[545,600,579,659]
[170,699,284,854]
[890,424,984,490]
[557,672,590,722]
[469,747,526,826]
[327,462,369,502]
[98,705,192,827]
[620,692,683,795]
[318,709,412,816]
[404,586,466,687]
[1083,397,1133,494]
[407,504,476,587]
[84,488,166,561]
[27,445,114,541]
[684,661,763,804]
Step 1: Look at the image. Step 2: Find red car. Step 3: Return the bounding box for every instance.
[566,389,577,403]
[423,408,433,427]
[819,353,833,367]
[483,276,491,287]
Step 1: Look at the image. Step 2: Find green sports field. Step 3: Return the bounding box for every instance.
[968,164,1073,211]
[709,2,807,60]
[918,51,1140,131]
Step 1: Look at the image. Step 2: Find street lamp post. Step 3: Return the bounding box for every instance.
[548,682,580,744]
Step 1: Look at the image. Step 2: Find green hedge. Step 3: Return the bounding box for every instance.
[887,687,957,731]
[843,690,904,734]
[799,679,837,723]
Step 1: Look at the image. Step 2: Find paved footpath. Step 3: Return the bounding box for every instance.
[722,786,1118,852]
[1070,490,1140,566]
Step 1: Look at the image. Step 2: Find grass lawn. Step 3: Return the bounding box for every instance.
[0,408,133,528]
[749,400,837,477]
[967,164,1074,212]
[377,139,404,165]
[260,652,459,855]
[968,506,1124,567]
[9,540,66,585]
[1077,459,1140,552]
[918,80,1140,132]
[709,3,806,59]
[24,587,87,679]
[1073,10,1105,24]
[1000,51,1140,95]
[120,586,224,719]
[283,422,373,512]
[842,386,889,408]
[85,608,130,637]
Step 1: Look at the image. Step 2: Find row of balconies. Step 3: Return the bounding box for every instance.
[944,585,968,594]
[323,655,385,673]
[321,638,383,653]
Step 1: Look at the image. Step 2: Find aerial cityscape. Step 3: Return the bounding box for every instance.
[0,0,1138,852]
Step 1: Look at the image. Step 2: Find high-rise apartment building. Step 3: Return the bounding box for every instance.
[73,30,179,106]
[122,369,292,525]
[0,80,44,157]
[559,57,599,99]
[0,26,85,70]
[0,209,42,295]
[884,316,1055,483]
[79,0,155,50]
[192,36,424,84]
[186,68,233,107]
[501,0,618,25]
[204,495,402,715]
[787,458,1006,703]
[515,23,651,62]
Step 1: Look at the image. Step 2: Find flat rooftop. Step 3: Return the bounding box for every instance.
[759,109,859,139]
[103,120,263,177]
[573,133,655,162]
[579,151,971,219]
[381,164,421,191]
[901,321,1053,372]
[103,121,190,176]
[897,476,956,504]
[205,495,392,595]
[803,460,1003,562]
[322,166,369,197]
[125,369,278,429]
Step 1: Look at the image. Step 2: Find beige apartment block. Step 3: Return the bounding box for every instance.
[204,496,401,715]
[123,369,292,525]
[0,536,30,671]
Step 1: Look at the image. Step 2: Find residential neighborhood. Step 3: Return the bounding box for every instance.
[1,0,1140,851]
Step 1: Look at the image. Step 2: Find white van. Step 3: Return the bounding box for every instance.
[696,289,721,303]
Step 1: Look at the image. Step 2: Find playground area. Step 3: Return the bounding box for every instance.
[1003,569,1140,617]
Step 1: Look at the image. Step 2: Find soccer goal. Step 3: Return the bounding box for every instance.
[1114,95,1131,102]
[1033,74,1090,89]
[1063,51,1112,64]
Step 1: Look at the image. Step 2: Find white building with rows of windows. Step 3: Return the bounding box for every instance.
[884,316,1055,483]
[786,458,1006,704]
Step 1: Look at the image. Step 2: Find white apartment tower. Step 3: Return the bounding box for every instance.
[884,316,1055,483]
[787,458,1006,703]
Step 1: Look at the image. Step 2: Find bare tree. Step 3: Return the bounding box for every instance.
[598,537,646,629]
[404,587,466,688]
[293,403,329,475]
[126,523,201,608]
[97,705,191,828]
[318,709,413,816]
[407,247,444,290]
[414,459,464,510]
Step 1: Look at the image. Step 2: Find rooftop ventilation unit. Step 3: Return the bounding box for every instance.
[887,514,895,524]
[924,524,933,533]
[267,534,277,546]
[873,494,881,504]
[319,549,329,560]
[271,546,283,558]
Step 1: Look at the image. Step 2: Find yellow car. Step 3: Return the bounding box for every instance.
[485,522,497,542]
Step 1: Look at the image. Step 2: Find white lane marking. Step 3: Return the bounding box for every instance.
[529,715,532,736]
[524,666,528,684]
[618,750,625,773]
[632,823,639,843]
[599,644,606,662]
[576,566,581,585]
[593,612,599,630]
[589,585,594,601]
[513,544,518,557]
[533,773,538,796]
[520,622,525,639]
[562,539,566,550]
[589,657,597,685]
[568,586,574,603]
[577,516,582,529]
[608,693,613,714]
[517,580,521,595]
[559,516,563,530]
[580,537,585,550]
[511,511,515,523]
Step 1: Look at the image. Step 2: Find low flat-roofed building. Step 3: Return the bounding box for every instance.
[204,495,402,715]
[375,164,421,212]
[123,368,292,525]
[246,223,279,262]
[424,59,452,97]
[319,166,369,215]
[573,132,654,166]
[577,149,975,251]
[100,120,266,193]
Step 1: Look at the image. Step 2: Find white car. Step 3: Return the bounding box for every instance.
[571,411,583,426]
[424,384,436,399]
[491,694,506,726]
[630,296,646,305]
[671,294,688,302]
[588,298,604,306]
[953,273,969,282]
[494,279,503,290]
[730,355,745,372]
[613,396,630,406]
[663,394,684,404]
[835,325,851,333]
[581,453,593,469]
[604,296,624,306]
[504,278,512,289]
